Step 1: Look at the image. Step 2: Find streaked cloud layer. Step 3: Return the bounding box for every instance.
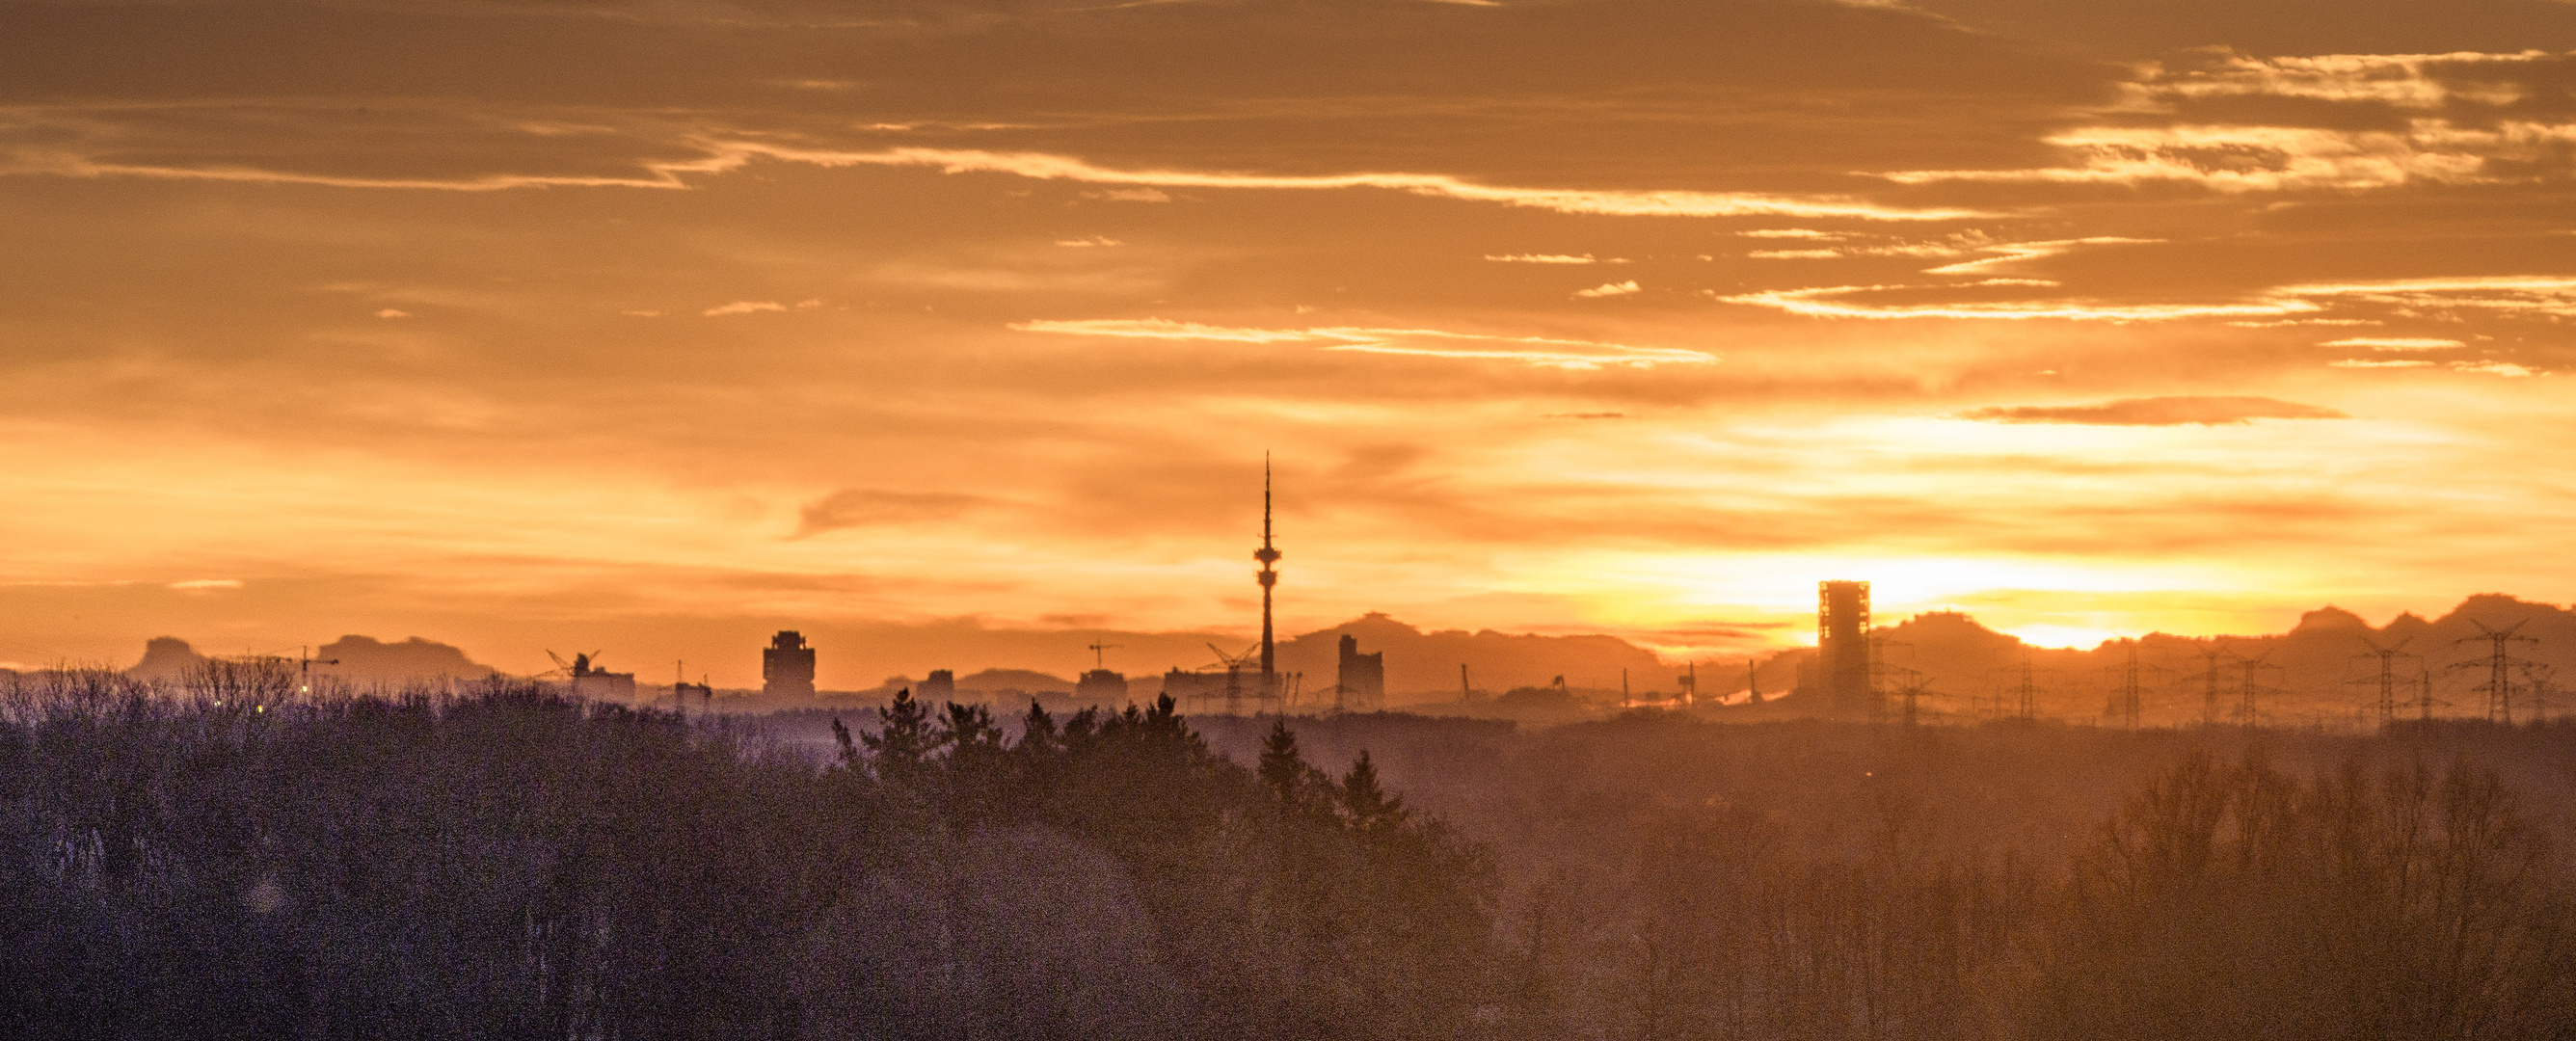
[2,0,2574,682]
[1956,396,2349,425]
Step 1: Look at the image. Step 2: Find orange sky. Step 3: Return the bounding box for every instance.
[5,0,2575,685]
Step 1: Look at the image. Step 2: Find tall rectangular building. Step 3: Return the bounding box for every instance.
[764,630,818,699]
[919,669,955,701]
[1818,581,1873,713]
[1075,668,1129,705]
[1336,633,1384,711]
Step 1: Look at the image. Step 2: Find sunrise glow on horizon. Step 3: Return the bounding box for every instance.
[5,0,2575,684]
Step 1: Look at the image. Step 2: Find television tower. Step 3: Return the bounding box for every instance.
[1256,455,1281,686]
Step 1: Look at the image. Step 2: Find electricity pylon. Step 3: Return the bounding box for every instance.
[1869,634,1913,725]
[2235,650,2287,730]
[2348,635,2416,730]
[2014,655,2040,721]
[2098,640,2167,730]
[1987,652,2054,722]
[2186,642,2229,727]
[2520,662,2559,724]
[2451,620,2540,723]
[2396,664,2452,723]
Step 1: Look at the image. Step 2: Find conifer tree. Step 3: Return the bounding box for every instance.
[1018,700,1058,753]
[829,716,858,768]
[1339,750,1406,830]
[1260,719,1306,807]
[860,687,936,782]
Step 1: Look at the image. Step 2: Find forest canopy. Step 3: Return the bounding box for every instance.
[5,665,2574,1039]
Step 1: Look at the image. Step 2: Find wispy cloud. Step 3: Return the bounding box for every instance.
[1877,49,2576,194]
[704,301,789,316]
[2454,360,2538,377]
[1712,284,2319,322]
[374,308,414,319]
[2,109,1990,223]
[4,102,1992,222]
[169,578,244,590]
[1737,233,2146,277]
[1920,238,2156,275]
[1486,254,1623,264]
[795,489,990,537]
[1720,274,2576,325]
[1010,318,1713,368]
[2276,276,2576,318]
[1881,124,2527,192]
[1572,280,1643,298]
[2330,359,2437,368]
[2321,336,2465,350]
[1957,396,2348,425]
[749,145,1987,222]
[2144,48,2566,110]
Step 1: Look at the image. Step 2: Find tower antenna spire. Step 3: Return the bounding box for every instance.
[1255,453,1281,684]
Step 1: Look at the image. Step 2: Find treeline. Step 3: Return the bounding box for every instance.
[0,671,1485,1040]
[1201,711,2576,1039]
[6,666,2576,1039]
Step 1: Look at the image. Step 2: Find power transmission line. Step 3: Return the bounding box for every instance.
[2450,620,2540,723]
[2235,650,2287,730]
[2348,635,2417,730]
[2186,642,2229,727]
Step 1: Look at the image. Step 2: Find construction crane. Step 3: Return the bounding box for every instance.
[297,646,339,696]
[543,649,606,681]
[673,660,714,716]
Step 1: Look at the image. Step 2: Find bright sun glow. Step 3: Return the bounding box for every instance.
[1999,625,2127,650]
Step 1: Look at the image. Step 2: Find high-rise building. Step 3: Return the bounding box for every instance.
[1336,633,1384,711]
[1817,581,1873,713]
[763,630,817,698]
[567,653,635,701]
[919,669,955,701]
[1075,667,1129,705]
[1160,667,1223,703]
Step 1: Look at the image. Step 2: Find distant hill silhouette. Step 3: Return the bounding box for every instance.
[128,636,206,681]
[1750,594,2576,727]
[1274,612,1668,700]
[314,635,496,684]
[951,667,1076,695]
[126,635,495,685]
